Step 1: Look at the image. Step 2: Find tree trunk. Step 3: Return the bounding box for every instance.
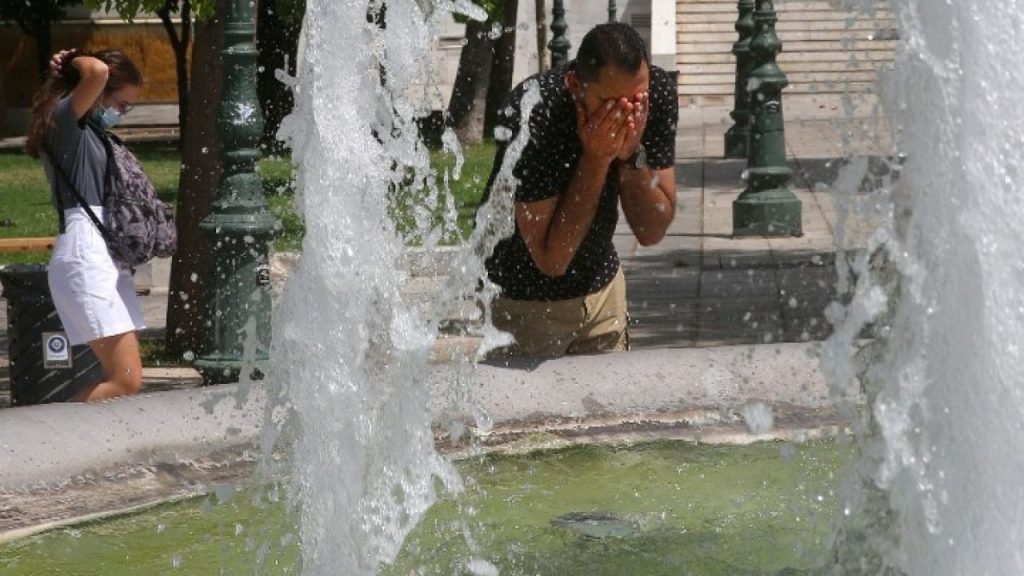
[485,0,518,137]
[535,0,547,73]
[156,0,192,141]
[0,68,6,138]
[33,20,53,82]
[257,0,301,154]
[447,19,494,145]
[164,3,226,358]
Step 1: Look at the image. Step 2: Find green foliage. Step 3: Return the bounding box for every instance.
[453,0,509,24]
[139,337,190,366]
[473,0,507,19]
[275,0,305,27]
[83,0,215,21]
[388,142,496,244]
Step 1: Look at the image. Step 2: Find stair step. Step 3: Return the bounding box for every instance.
[681,81,876,95]
[676,0,896,101]
[679,11,894,24]
[680,29,896,43]
[680,59,884,75]
[679,20,895,33]
[678,49,896,64]
[678,70,880,85]
[679,39,897,54]
[678,1,892,12]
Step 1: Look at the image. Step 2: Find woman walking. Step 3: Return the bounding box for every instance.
[24,49,146,401]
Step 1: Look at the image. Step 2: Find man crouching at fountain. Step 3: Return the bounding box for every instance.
[483,22,678,357]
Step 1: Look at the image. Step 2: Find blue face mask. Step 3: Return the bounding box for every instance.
[91,105,123,129]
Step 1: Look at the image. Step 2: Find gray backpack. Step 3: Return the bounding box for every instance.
[51,127,177,267]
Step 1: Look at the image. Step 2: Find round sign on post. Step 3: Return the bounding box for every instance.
[43,333,72,369]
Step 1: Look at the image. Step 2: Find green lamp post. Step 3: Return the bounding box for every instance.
[732,0,802,237]
[549,0,570,68]
[193,0,277,384]
[724,0,755,159]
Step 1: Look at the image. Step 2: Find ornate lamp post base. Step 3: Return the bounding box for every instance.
[732,0,801,237]
[194,212,275,385]
[195,354,266,385]
[733,167,802,237]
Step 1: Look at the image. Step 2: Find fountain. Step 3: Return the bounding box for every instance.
[822,0,1024,573]
[262,1,478,573]
[3,0,1023,574]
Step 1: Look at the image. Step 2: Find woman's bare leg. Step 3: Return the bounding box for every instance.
[72,331,143,401]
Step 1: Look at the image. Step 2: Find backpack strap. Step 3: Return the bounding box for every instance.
[45,145,115,244]
[87,123,119,203]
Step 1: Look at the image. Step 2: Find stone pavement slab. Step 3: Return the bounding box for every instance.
[620,96,893,350]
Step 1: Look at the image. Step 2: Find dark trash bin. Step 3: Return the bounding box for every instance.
[0,264,103,405]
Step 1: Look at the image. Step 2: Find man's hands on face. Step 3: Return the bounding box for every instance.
[576,99,630,164]
[575,92,650,165]
[617,91,649,162]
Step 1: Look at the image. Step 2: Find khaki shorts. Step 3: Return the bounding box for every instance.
[489,268,629,358]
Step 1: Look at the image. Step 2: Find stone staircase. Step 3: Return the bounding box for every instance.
[676,0,898,106]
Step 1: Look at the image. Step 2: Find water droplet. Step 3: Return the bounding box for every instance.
[743,402,774,434]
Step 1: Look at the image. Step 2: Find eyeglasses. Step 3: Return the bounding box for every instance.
[108,96,135,115]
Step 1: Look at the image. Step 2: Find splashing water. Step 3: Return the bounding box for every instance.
[826,1,1024,573]
[260,1,497,574]
[258,0,544,573]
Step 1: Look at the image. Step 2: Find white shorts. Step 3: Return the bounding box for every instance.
[48,207,146,346]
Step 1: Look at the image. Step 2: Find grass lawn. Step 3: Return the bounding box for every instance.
[0,141,495,265]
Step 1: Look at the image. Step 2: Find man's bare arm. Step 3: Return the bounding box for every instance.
[516,100,629,277]
[619,165,676,246]
[515,154,612,277]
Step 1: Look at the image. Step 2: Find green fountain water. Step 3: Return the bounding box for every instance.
[0,440,847,575]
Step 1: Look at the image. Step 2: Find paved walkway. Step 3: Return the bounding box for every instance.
[0,96,894,407]
[621,98,892,349]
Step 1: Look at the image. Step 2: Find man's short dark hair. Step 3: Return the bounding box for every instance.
[574,23,649,83]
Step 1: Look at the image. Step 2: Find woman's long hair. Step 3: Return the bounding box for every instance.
[24,49,143,159]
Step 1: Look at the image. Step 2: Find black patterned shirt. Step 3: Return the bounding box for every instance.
[483,61,678,301]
